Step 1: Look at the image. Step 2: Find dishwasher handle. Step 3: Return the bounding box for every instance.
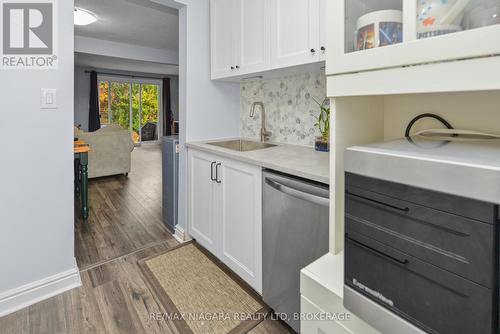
[265,178,329,207]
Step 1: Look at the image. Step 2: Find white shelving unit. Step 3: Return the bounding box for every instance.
[328,0,500,76]
[302,3,500,333]
[301,90,500,334]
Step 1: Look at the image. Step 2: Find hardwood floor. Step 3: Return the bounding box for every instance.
[75,145,172,270]
[0,145,291,334]
[2,240,180,334]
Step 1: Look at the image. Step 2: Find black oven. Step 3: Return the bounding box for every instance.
[344,172,499,334]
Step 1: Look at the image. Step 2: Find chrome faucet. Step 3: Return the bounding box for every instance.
[250,102,272,142]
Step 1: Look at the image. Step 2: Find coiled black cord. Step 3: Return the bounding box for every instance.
[405,113,454,138]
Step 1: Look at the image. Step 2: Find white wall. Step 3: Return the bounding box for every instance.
[180,0,241,234]
[178,1,241,142]
[152,0,241,235]
[384,91,500,140]
[74,66,179,131]
[75,35,179,65]
[74,53,179,76]
[0,0,79,315]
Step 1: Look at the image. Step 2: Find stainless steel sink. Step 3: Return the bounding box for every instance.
[207,139,276,152]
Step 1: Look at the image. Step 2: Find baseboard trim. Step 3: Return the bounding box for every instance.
[174,225,191,243]
[0,263,81,317]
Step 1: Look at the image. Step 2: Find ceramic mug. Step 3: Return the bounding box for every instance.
[417,0,471,36]
[355,10,403,50]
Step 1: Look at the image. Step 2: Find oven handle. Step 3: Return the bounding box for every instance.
[346,233,409,266]
[346,190,409,213]
[265,178,329,207]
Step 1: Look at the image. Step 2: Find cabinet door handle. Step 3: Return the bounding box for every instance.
[215,163,222,184]
[230,66,235,70]
[235,65,240,69]
[210,161,216,182]
[320,46,326,52]
[310,48,316,53]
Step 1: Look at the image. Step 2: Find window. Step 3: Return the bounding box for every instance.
[99,81,109,125]
[98,75,162,144]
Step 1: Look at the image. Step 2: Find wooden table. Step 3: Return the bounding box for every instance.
[74,140,90,221]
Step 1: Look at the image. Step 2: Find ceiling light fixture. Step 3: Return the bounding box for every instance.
[74,8,97,26]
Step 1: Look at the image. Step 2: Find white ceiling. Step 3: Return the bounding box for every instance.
[74,0,178,50]
[75,52,179,75]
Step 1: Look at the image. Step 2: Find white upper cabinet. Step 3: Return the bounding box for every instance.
[210,0,325,80]
[235,0,271,76]
[210,0,236,79]
[319,0,327,61]
[211,0,271,79]
[270,0,320,67]
[327,0,500,75]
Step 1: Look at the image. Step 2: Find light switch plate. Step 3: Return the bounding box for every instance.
[41,88,57,109]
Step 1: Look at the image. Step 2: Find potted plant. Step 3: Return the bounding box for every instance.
[313,97,330,152]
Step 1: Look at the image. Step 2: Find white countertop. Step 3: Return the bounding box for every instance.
[186,138,330,184]
[301,252,344,299]
[300,253,385,334]
[352,137,500,168]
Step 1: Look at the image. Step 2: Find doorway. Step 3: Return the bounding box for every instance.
[98,75,162,145]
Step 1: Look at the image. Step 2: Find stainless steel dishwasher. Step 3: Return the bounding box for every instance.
[262,169,329,333]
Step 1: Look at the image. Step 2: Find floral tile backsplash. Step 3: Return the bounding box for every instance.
[240,71,327,147]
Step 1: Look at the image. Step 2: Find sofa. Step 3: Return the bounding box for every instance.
[75,125,135,179]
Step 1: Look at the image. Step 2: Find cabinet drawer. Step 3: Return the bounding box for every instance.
[346,173,497,224]
[345,233,494,334]
[346,185,495,288]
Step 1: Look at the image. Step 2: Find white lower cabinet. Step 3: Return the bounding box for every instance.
[188,149,262,293]
[188,150,218,255]
[219,158,262,293]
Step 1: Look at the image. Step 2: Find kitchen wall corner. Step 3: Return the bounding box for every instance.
[240,71,327,147]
